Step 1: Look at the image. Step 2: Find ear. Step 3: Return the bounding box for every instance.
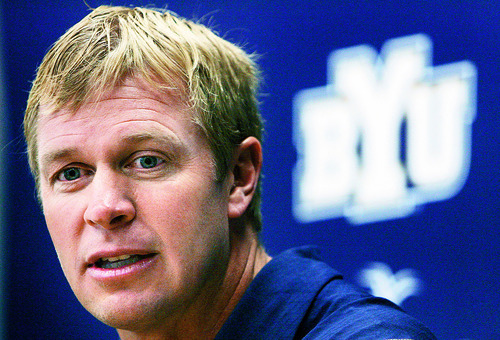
[227,137,262,219]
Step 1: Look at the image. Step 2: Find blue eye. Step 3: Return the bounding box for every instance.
[138,156,160,169]
[61,167,81,181]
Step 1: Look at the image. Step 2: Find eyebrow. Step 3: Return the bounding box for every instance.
[40,148,79,173]
[39,131,183,175]
[122,131,181,147]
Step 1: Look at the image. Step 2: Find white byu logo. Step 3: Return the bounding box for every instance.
[293,34,477,224]
[359,262,421,306]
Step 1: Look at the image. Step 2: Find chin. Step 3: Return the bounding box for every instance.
[81,290,175,332]
[94,300,168,332]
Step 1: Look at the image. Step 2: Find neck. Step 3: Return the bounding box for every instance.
[117,224,271,340]
[210,230,271,335]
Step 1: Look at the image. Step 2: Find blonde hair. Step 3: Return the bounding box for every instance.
[24,5,264,231]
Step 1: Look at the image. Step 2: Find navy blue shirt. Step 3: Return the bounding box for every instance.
[216,247,436,339]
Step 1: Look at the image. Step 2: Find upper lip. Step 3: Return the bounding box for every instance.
[85,248,158,267]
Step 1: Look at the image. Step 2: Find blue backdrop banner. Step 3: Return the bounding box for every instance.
[3,1,499,339]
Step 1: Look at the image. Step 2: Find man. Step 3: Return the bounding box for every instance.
[24,5,436,339]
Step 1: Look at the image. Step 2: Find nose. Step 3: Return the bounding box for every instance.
[83,170,136,230]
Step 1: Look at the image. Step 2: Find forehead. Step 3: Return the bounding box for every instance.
[40,76,189,119]
[36,78,204,161]
[37,76,197,136]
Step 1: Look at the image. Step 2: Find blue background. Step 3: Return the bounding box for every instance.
[2,1,499,339]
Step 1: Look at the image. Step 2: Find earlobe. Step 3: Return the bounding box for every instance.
[227,137,262,219]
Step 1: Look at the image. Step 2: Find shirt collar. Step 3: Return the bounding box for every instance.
[215,246,342,339]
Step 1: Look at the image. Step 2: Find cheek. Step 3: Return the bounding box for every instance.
[138,180,229,258]
[140,175,227,228]
[42,194,85,273]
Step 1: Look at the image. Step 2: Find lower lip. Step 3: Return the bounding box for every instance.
[86,255,158,281]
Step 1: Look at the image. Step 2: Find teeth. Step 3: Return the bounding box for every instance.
[102,255,132,262]
[92,254,154,269]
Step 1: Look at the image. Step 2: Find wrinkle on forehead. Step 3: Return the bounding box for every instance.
[38,76,190,120]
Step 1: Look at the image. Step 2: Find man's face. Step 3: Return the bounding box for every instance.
[37,78,233,330]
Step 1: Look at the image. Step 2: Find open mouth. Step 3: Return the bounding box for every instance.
[92,254,156,269]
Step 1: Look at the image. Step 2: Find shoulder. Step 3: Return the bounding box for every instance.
[217,246,436,339]
[293,252,436,339]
